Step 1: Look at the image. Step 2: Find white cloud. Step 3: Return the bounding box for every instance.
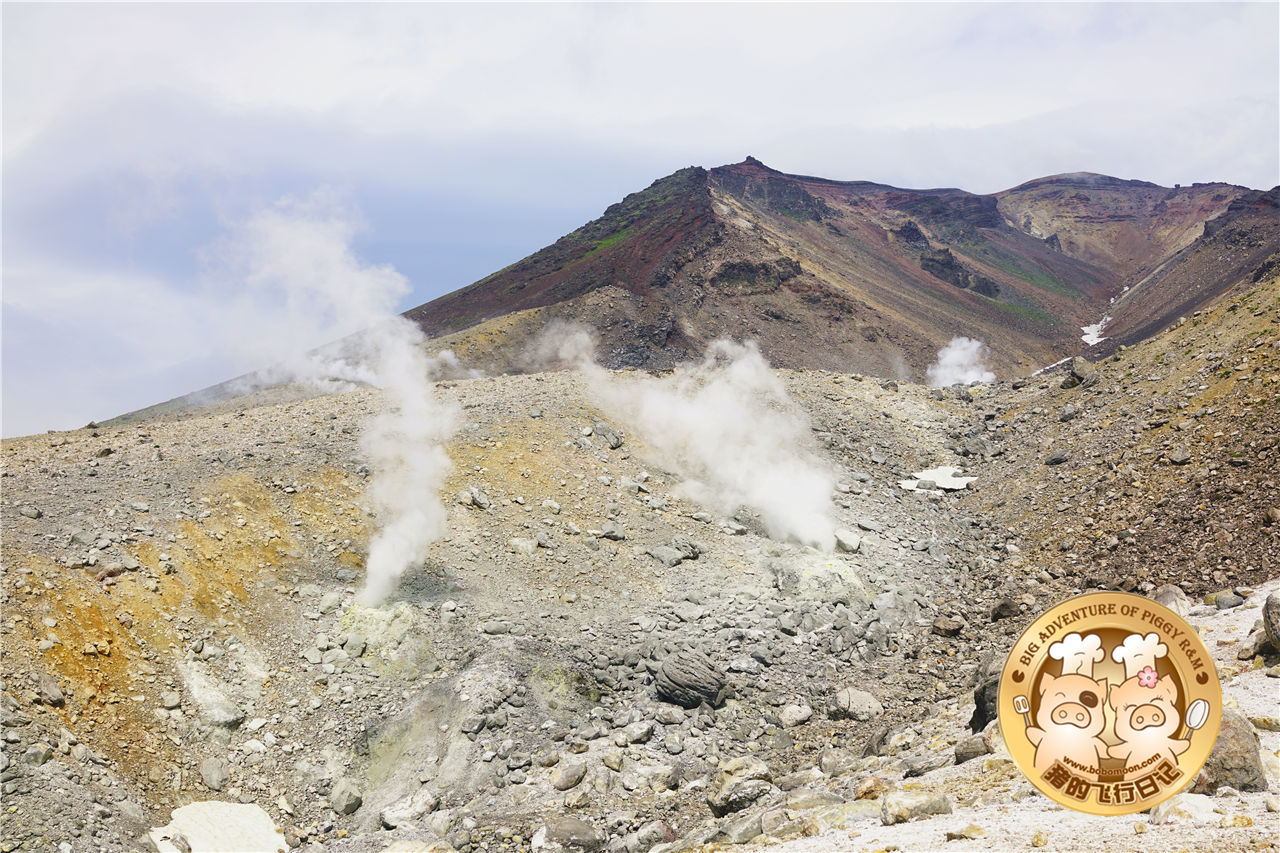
[2,3,1276,435]
[4,4,1275,188]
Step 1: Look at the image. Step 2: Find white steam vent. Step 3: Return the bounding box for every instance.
[356,319,458,606]
[532,324,837,551]
[926,336,995,387]
[211,190,458,605]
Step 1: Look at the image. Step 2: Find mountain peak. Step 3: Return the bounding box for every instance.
[724,155,782,176]
[1001,171,1166,193]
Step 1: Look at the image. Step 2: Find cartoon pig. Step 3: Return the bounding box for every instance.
[1107,669,1190,769]
[1026,671,1111,780]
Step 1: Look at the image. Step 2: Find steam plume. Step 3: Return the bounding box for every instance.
[214,190,457,605]
[926,336,995,387]
[356,318,457,605]
[534,325,836,549]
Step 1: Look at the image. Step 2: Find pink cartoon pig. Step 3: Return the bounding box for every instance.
[1107,633,1190,770]
[1026,632,1109,780]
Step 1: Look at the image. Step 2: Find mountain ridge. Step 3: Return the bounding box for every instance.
[408,157,1273,381]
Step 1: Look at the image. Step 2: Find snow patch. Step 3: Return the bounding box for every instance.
[1032,356,1072,377]
[150,802,285,853]
[899,465,975,493]
[1081,316,1110,346]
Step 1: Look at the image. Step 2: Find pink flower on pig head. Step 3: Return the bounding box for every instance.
[1137,666,1158,689]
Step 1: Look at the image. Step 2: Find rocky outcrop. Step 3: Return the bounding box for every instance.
[920,249,1000,298]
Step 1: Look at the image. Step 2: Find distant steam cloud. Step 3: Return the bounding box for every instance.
[926,336,995,387]
[532,324,836,550]
[212,190,457,605]
[524,319,599,372]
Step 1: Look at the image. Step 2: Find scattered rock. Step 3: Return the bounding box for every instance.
[1152,584,1190,616]
[818,748,859,777]
[379,787,439,829]
[785,788,843,810]
[880,790,952,824]
[552,762,588,791]
[35,674,64,707]
[532,816,606,852]
[707,756,776,817]
[989,599,1019,621]
[1263,593,1280,650]
[201,697,244,729]
[854,776,888,800]
[779,704,812,727]
[1215,591,1244,610]
[330,778,363,815]
[647,536,702,567]
[834,530,861,553]
[591,422,623,450]
[1237,630,1269,660]
[904,752,950,777]
[619,821,675,853]
[829,687,883,721]
[1167,445,1192,465]
[1149,793,1219,824]
[932,615,963,637]
[198,757,228,791]
[954,734,988,765]
[22,743,52,766]
[716,812,763,844]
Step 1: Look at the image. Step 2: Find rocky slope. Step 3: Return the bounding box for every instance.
[2,274,1278,853]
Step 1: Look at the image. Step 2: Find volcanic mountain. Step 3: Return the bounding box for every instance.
[407,158,1278,379]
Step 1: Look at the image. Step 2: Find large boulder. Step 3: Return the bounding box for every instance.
[1264,592,1280,650]
[880,791,953,825]
[198,757,228,792]
[655,651,726,709]
[551,762,587,791]
[1060,357,1095,389]
[707,756,777,817]
[591,422,623,450]
[329,778,363,815]
[379,787,439,829]
[1151,584,1191,617]
[532,816,606,852]
[1193,709,1267,793]
[829,687,883,721]
[968,653,1003,732]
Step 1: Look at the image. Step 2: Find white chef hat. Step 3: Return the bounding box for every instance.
[1111,632,1168,679]
[1048,632,1105,677]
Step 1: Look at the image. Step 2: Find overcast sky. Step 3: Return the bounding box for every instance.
[3,2,1277,437]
